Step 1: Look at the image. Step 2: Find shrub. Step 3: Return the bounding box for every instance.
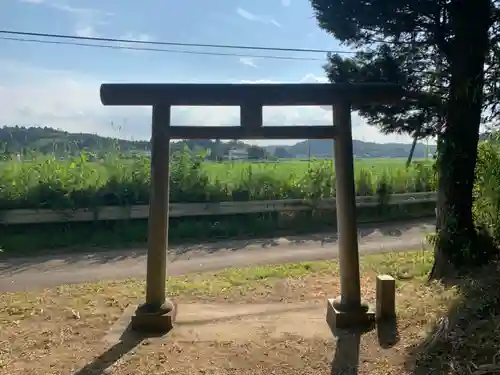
[0,149,435,210]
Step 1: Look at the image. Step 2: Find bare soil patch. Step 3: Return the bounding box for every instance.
[1,250,488,375]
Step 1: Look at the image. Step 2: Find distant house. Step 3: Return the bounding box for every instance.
[227,148,248,160]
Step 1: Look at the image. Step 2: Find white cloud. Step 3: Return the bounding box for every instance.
[236,8,281,28]
[239,57,258,68]
[120,33,152,42]
[19,1,113,37]
[18,0,152,55]
[48,3,113,20]
[75,25,98,38]
[0,59,415,145]
[56,5,113,37]
[115,33,153,54]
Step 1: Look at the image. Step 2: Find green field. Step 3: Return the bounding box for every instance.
[0,153,438,254]
[0,153,435,210]
[202,157,428,182]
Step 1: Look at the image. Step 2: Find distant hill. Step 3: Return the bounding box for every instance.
[275,140,437,159]
[0,125,436,159]
[0,126,150,156]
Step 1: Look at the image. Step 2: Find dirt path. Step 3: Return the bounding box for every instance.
[0,219,434,292]
[1,249,437,375]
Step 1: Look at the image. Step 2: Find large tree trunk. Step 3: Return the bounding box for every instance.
[430,0,492,280]
[405,135,418,168]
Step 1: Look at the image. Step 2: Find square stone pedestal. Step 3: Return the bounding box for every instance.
[326,298,375,331]
[130,303,177,334]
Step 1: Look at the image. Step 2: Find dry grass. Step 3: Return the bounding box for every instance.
[0,250,495,375]
[406,262,500,375]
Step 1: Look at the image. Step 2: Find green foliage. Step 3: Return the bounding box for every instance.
[246,145,267,160]
[273,147,292,159]
[311,0,496,270]
[0,149,436,210]
[310,0,447,140]
[0,125,150,157]
[310,0,495,139]
[473,138,500,246]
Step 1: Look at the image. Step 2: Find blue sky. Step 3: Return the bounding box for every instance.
[0,0,414,145]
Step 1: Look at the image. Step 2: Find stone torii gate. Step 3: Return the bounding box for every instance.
[100,82,403,334]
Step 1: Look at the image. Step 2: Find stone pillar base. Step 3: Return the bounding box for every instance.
[130,300,177,334]
[326,298,375,331]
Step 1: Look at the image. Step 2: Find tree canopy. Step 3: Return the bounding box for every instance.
[310,0,497,277]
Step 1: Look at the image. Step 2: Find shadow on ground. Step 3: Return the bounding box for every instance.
[330,321,396,375]
[377,317,400,349]
[331,328,363,375]
[0,218,433,276]
[73,324,163,375]
[405,264,500,375]
[177,218,431,255]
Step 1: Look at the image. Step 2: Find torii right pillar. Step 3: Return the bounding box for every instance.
[326,100,375,331]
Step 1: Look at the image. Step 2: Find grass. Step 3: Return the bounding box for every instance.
[201,157,431,185]
[406,265,500,375]
[3,249,493,375]
[0,152,435,210]
[0,152,437,255]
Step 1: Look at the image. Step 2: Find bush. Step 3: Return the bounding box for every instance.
[474,138,500,246]
[0,150,436,210]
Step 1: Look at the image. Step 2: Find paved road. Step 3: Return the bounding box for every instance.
[0,219,434,292]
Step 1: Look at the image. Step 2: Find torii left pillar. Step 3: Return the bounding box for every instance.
[130,104,176,333]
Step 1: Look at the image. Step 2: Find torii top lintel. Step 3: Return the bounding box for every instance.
[100,82,404,107]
